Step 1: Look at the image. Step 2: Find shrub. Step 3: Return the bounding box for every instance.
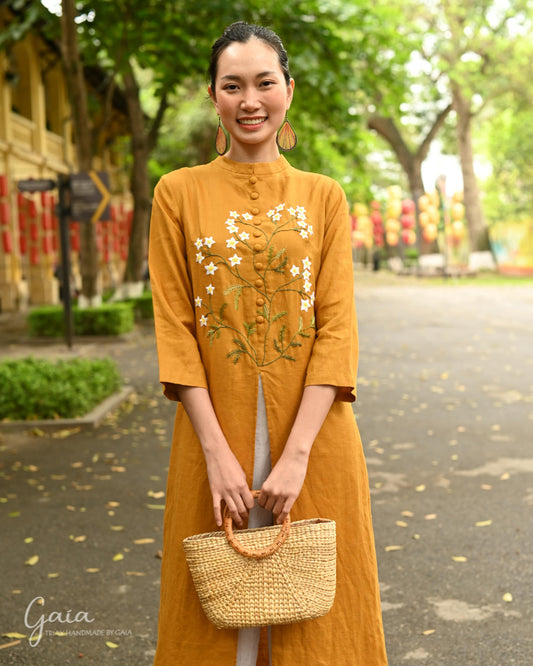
[27,303,135,337]
[0,357,122,421]
[130,292,154,320]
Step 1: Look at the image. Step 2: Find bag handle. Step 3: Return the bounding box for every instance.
[223,490,291,560]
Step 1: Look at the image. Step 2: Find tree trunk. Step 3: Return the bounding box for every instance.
[61,0,100,303]
[452,85,490,252]
[121,63,151,287]
[368,104,452,254]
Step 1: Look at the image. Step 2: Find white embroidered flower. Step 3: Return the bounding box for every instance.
[297,219,307,228]
[267,209,275,218]
[302,257,312,270]
[310,292,315,304]
[194,238,203,250]
[227,223,239,234]
[226,237,238,249]
[300,229,309,239]
[204,236,215,248]
[228,254,242,267]
[205,262,218,275]
[300,298,311,312]
[303,280,312,293]
[276,203,285,212]
[229,211,239,218]
[206,284,215,295]
[200,315,208,327]
[239,231,250,241]
[288,207,296,216]
[272,212,282,222]
[296,206,306,216]
[307,225,314,236]
[225,218,234,226]
[194,296,202,308]
[303,269,311,280]
[290,265,300,277]
[196,252,205,264]
[242,213,253,221]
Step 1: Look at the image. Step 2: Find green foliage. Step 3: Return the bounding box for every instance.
[129,292,154,320]
[0,357,122,421]
[27,303,135,337]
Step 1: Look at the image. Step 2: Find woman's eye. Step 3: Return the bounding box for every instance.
[224,84,238,91]
[260,80,274,88]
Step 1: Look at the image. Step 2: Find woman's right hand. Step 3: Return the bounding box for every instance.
[204,445,255,527]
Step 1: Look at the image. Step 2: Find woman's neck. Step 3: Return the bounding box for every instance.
[225,143,281,164]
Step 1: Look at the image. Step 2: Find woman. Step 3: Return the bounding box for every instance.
[149,21,387,665]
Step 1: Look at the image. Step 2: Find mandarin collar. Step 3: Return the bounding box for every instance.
[214,155,290,176]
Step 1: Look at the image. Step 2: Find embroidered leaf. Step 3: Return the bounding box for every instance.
[233,337,248,351]
[218,302,227,321]
[243,322,256,338]
[262,304,269,319]
[224,285,243,310]
[273,339,281,353]
[227,349,242,364]
[271,311,287,324]
[274,256,288,274]
[282,353,296,361]
[279,325,286,344]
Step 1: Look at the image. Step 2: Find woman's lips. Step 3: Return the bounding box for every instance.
[237,117,267,126]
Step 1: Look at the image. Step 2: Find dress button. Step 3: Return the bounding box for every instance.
[253,218,261,226]
[253,229,262,238]
[249,176,258,184]
[256,298,265,307]
[254,243,263,252]
[255,262,264,271]
[255,278,263,288]
[251,208,259,215]
[251,192,259,200]
[256,315,265,324]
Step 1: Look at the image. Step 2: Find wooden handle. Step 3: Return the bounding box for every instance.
[223,490,291,559]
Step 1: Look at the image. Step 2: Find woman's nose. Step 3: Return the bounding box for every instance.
[240,90,261,111]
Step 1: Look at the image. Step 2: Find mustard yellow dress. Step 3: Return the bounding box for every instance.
[149,155,387,665]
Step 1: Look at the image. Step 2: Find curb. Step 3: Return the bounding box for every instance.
[0,385,135,433]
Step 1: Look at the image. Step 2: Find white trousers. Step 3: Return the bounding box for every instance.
[235,377,272,666]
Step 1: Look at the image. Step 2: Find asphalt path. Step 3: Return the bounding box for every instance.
[0,274,532,665]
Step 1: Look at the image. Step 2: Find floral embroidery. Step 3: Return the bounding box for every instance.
[193,205,315,366]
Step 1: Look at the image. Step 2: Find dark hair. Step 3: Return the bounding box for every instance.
[208,21,291,93]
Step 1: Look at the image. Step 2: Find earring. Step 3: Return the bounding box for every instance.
[215,116,228,155]
[276,115,297,152]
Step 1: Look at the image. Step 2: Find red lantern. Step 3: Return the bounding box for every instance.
[0,201,10,225]
[30,246,40,266]
[2,230,12,254]
[0,175,8,197]
[28,200,38,218]
[18,211,27,231]
[30,223,39,241]
[41,191,50,207]
[42,212,52,230]
[42,236,53,256]
[71,233,80,253]
[20,236,27,255]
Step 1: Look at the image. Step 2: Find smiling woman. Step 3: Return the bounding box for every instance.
[149,20,388,666]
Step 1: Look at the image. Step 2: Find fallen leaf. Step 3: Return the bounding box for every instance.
[106,501,120,508]
[106,641,119,648]
[85,568,100,573]
[110,525,125,532]
[112,553,124,562]
[481,484,492,491]
[422,629,435,636]
[25,555,39,566]
[415,484,426,492]
[133,538,155,545]
[502,592,513,603]
[71,462,84,468]
[24,537,34,544]
[385,545,403,552]
[425,514,437,520]
[0,639,22,649]
[111,466,126,473]
[475,520,493,527]
[147,490,165,499]
[47,573,60,578]
[126,571,146,576]
[2,632,27,639]
[146,504,165,510]
[500,473,510,480]
[401,510,414,517]
[72,535,87,543]
[452,556,468,562]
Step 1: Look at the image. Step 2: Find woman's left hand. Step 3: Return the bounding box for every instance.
[257,448,309,524]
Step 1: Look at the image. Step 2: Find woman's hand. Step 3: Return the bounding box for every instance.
[258,448,309,524]
[204,445,255,527]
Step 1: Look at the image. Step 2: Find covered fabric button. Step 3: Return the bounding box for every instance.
[256,298,265,306]
[251,192,259,200]
[253,229,262,238]
[256,315,265,324]
[253,218,261,226]
[251,208,260,215]
[254,243,263,252]
[255,262,264,271]
[249,176,258,184]
[255,278,263,288]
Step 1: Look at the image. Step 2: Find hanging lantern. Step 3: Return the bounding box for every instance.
[0,202,10,225]
[2,230,13,254]
[30,246,40,266]
[0,175,8,197]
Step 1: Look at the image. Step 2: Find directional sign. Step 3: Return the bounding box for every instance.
[17,178,57,193]
[70,171,111,223]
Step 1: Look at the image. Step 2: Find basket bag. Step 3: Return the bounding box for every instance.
[182,491,336,629]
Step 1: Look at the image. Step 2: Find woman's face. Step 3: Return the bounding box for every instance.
[209,38,294,162]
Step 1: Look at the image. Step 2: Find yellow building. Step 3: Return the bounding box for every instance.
[0,4,131,312]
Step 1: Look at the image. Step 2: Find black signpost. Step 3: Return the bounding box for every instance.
[17,171,111,348]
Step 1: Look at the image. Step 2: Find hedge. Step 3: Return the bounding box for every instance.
[0,357,122,421]
[27,302,135,337]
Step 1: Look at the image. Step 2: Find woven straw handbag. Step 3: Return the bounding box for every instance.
[182,491,336,629]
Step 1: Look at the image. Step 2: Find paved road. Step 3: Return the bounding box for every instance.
[1,275,532,664]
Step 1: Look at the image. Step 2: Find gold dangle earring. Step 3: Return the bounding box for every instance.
[215,116,229,155]
[276,114,297,152]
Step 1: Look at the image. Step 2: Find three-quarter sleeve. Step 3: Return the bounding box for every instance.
[304,180,358,402]
[148,173,208,400]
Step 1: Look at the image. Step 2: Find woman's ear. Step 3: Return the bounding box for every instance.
[286,78,295,110]
[208,85,218,111]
